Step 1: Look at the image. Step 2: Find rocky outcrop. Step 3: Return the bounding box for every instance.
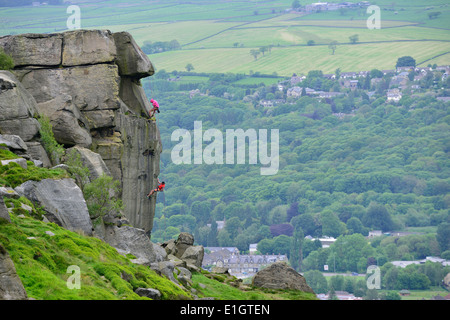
[103,225,165,265]
[15,179,93,236]
[0,196,10,223]
[0,244,28,300]
[66,146,111,182]
[252,262,315,293]
[160,232,205,271]
[0,71,40,143]
[0,29,161,235]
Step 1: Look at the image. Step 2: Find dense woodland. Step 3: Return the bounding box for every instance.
[142,67,450,289]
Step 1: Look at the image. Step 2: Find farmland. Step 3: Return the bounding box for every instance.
[0,0,448,75]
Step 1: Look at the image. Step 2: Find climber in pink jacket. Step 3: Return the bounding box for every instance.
[149,99,160,118]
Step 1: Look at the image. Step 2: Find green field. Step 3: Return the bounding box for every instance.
[0,0,449,76]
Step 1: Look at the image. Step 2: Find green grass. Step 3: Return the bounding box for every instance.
[0,0,448,74]
[0,213,190,300]
[384,288,449,300]
[0,150,68,188]
[151,40,450,75]
[191,272,318,300]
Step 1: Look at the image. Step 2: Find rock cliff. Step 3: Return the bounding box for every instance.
[0,30,161,235]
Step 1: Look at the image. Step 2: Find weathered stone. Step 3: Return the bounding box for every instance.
[15,179,93,236]
[20,64,122,147]
[0,33,62,67]
[175,232,195,258]
[119,77,152,116]
[66,146,111,182]
[103,225,164,265]
[181,246,204,269]
[0,134,27,151]
[0,197,10,223]
[62,30,116,67]
[252,262,315,293]
[0,71,40,142]
[0,244,28,300]
[135,288,161,300]
[25,141,51,168]
[113,31,154,78]
[152,260,178,284]
[175,266,192,280]
[1,158,27,169]
[0,187,20,199]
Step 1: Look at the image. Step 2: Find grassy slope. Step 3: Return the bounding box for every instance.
[0,214,189,300]
[0,213,317,300]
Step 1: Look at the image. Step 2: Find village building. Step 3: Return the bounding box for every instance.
[386,88,402,102]
[202,246,287,278]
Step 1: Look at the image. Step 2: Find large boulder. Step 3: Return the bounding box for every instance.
[0,134,27,152]
[103,225,166,265]
[0,71,40,142]
[181,246,204,269]
[0,33,62,67]
[162,233,204,271]
[0,244,28,300]
[252,262,315,293]
[15,179,93,236]
[62,30,116,67]
[113,31,154,78]
[65,146,111,182]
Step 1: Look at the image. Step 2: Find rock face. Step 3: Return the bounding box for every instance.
[0,244,28,300]
[252,262,315,293]
[0,29,161,235]
[0,71,40,142]
[15,179,93,236]
[0,196,10,223]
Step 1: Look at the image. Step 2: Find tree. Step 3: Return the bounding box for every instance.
[83,174,123,219]
[362,202,394,232]
[63,148,91,191]
[396,56,416,68]
[259,46,268,56]
[436,222,450,253]
[428,12,441,19]
[329,234,374,272]
[304,270,328,293]
[185,63,194,72]
[349,34,359,44]
[307,40,315,46]
[292,0,301,9]
[250,49,260,60]
[290,228,304,271]
[328,41,338,55]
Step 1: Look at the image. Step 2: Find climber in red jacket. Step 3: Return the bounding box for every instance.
[147,178,165,198]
